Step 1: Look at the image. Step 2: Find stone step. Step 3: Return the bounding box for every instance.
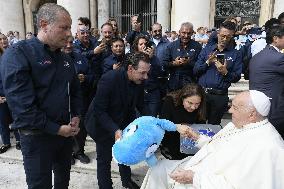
[0,136,148,178]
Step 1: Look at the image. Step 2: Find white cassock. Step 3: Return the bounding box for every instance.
[141,119,284,189]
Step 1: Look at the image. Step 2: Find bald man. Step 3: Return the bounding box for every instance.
[141,90,284,189]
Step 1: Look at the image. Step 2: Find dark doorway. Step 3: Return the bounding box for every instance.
[110,0,157,34]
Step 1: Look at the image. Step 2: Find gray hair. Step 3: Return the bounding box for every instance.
[180,22,194,30]
[37,3,70,29]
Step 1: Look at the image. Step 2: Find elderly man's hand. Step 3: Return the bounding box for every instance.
[169,168,194,184]
[176,124,200,140]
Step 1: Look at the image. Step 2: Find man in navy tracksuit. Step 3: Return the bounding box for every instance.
[63,36,94,164]
[162,22,202,92]
[194,21,242,125]
[0,4,82,189]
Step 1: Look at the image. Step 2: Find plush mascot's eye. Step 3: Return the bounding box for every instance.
[145,143,158,158]
[124,124,138,138]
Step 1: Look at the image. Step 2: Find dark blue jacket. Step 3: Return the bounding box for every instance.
[194,44,242,91]
[92,42,112,81]
[0,38,82,134]
[102,54,125,74]
[162,39,202,91]
[73,37,98,61]
[126,30,150,46]
[248,45,284,136]
[70,51,94,94]
[0,56,4,96]
[144,55,163,92]
[249,45,284,98]
[92,69,144,141]
[70,51,94,113]
[150,37,170,62]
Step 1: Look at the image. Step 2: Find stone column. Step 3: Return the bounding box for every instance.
[0,0,25,39]
[90,0,98,29]
[273,0,284,18]
[97,0,109,29]
[57,0,90,35]
[157,0,171,33]
[171,0,211,31]
[259,0,274,26]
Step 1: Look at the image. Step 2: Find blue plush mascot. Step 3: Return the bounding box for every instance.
[112,116,177,167]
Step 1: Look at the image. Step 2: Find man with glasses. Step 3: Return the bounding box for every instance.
[162,22,202,92]
[73,25,98,61]
[150,23,170,62]
[150,23,170,99]
[89,52,149,189]
[194,21,242,125]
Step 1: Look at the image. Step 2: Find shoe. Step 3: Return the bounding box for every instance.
[74,153,90,164]
[16,142,21,150]
[71,156,75,165]
[0,144,11,154]
[122,180,140,189]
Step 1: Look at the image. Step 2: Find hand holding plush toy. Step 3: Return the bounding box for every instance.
[112,116,192,167]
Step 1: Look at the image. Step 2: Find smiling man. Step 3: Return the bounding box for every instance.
[162,22,202,92]
[0,3,82,189]
[90,52,150,189]
[194,21,243,125]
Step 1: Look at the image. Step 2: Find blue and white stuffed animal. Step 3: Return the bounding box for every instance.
[112,116,177,167]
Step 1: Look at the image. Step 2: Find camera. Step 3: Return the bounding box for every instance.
[146,41,153,48]
[216,53,225,64]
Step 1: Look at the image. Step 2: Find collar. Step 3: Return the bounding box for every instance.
[152,38,160,46]
[241,119,269,130]
[270,44,281,52]
[74,38,91,49]
[33,37,61,53]
[177,38,193,49]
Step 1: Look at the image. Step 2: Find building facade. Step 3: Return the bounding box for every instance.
[0,0,283,39]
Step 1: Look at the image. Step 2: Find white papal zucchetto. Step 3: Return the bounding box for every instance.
[249,90,271,117]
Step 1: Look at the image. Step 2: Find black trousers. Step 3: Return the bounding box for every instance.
[206,93,229,125]
[73,116,87,154]
[20,133,72,189]
[96,136,131,189]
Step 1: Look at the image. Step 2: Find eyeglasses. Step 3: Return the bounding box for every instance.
[153,29,162,33]
[219,34,233,40]
[80,31,90,35]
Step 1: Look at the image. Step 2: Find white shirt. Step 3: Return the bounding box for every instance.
[251,38,267,56]
[153,38,161,46]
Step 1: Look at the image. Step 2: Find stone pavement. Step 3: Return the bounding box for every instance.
[0,118,231,189]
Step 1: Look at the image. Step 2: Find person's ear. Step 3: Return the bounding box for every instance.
[39,19,49,33]
[273,36,279,44]
[128,64,133,71]
[249,109,257,119]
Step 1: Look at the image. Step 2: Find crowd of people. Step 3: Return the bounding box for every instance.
[0,2,284,189]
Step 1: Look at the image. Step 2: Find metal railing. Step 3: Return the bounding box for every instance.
[110,0,157,34]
